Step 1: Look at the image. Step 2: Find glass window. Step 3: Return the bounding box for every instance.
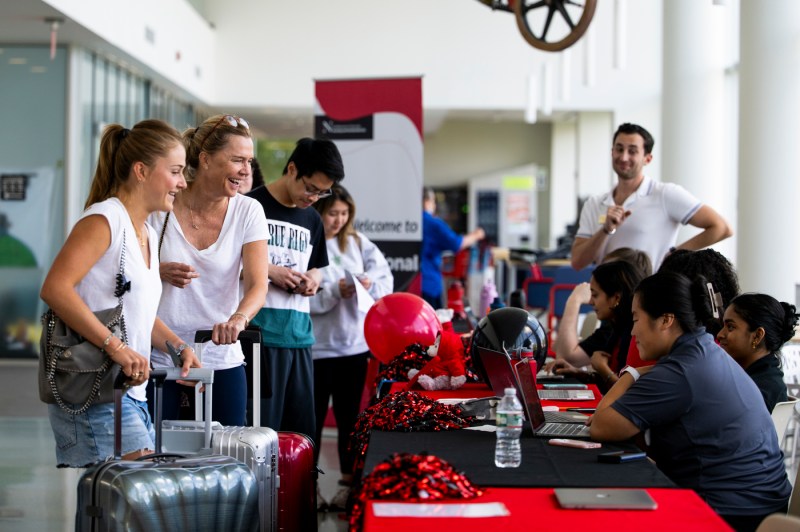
[0,45,67,358]
[107,63,120,124]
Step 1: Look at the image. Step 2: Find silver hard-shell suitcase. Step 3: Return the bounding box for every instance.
[76,368,260,532]
[161,329,279,532]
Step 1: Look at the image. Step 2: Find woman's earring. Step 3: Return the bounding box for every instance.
[751,340,758,349]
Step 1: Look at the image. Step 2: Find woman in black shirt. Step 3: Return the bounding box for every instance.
[717,292,797,412]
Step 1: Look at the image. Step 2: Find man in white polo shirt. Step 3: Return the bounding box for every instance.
[570,123,732,270]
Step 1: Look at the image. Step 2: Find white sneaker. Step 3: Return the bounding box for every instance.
[328,486,350,511]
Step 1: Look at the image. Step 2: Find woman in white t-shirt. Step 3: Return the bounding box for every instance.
[310,184,393,509]
[150,114,269,426]
[40,120,201,467]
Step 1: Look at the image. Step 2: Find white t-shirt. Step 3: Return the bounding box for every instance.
[575,175,701,269]
[149,194,269,370]
[78,198,162,402]
[310,233,394,359]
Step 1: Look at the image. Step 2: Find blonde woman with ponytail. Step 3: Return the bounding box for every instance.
[40,119,200,467]
[148,114,269,426]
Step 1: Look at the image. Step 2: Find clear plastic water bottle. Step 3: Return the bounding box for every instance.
[495,387,523,468]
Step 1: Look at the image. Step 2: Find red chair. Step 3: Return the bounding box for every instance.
[441,248,470,281]
[522,276,554,317]
[546,283,594,356]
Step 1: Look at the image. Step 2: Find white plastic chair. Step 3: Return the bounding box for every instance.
[790,465,800,518]
[757,513,800,532]
[772,396,799,444]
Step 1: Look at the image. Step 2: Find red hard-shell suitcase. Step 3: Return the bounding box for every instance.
[76,368,260,532]
[277,431,317,532]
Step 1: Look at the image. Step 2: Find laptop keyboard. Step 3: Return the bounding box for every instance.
[537,423,591,437]
[544,411,589,424]
[538,390,594,400]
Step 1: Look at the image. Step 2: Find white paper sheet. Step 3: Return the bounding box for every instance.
[436,398,474,405]
[372,502,510,518]
[345,270,375,313]
[465,424,497,432]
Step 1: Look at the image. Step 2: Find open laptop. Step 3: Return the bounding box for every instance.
[476,346,589,427]
[479,347,594,401]
[513,357,592,439]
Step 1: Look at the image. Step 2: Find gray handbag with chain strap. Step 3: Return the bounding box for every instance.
[37,230,130,414]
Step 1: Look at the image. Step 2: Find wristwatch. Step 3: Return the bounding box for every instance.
[603,226,617,235]
[620,366,641,382]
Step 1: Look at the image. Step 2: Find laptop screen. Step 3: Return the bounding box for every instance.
[513,358,546,430]
[476,346,520,397]
[476,346,546,430]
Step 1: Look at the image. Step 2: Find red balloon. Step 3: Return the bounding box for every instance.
[364,293,443,364]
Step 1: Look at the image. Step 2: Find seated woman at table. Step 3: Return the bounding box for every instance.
[716,293,797,413]
[591,271,791,531]
[546,260,644,392]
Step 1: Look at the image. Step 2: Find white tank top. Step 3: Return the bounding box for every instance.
[77,198,162,401]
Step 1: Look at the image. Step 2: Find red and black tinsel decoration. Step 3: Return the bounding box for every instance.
[372,343,429,386]
[350,391,475,463]
[349,452,484,531]
[348,391,476,502]
[462,338,483,383]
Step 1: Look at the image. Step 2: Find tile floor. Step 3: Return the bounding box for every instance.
[0,417,349,531]
[0,360,349,531]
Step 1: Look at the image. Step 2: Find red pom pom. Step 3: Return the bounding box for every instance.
[349,453,484,531]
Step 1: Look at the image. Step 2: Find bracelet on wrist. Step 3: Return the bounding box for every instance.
[230,312,249,327]
[603,226,616,235]
[111,341,127,354]
[175,343,194,355]
[102,333,115,351]
[620,365,641,382]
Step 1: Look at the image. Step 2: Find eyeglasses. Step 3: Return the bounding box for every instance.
[199,114,250,153]
[301,176,332,199]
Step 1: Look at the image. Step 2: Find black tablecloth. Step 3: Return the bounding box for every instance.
[363,429,675,488]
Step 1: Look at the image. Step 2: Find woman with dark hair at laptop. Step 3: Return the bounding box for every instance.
[545,260,645,392]
[591,271,791,532]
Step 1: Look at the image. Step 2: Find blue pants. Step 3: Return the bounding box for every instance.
[147,365,247,427]
[422,292,443,310]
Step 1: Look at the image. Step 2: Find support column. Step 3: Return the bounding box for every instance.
[738,0,800,301]
[662,0,734,260]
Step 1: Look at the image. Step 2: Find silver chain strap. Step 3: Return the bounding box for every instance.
[45,229,129,415]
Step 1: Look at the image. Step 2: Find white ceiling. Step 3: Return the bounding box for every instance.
[0,0,658,138]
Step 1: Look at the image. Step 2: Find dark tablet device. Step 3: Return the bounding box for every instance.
[597,450,647,463]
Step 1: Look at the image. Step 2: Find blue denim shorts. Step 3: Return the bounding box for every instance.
[47,394,156,468]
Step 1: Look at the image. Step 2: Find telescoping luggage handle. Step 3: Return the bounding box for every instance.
[194,329,263,427]
[113,367,214,459]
